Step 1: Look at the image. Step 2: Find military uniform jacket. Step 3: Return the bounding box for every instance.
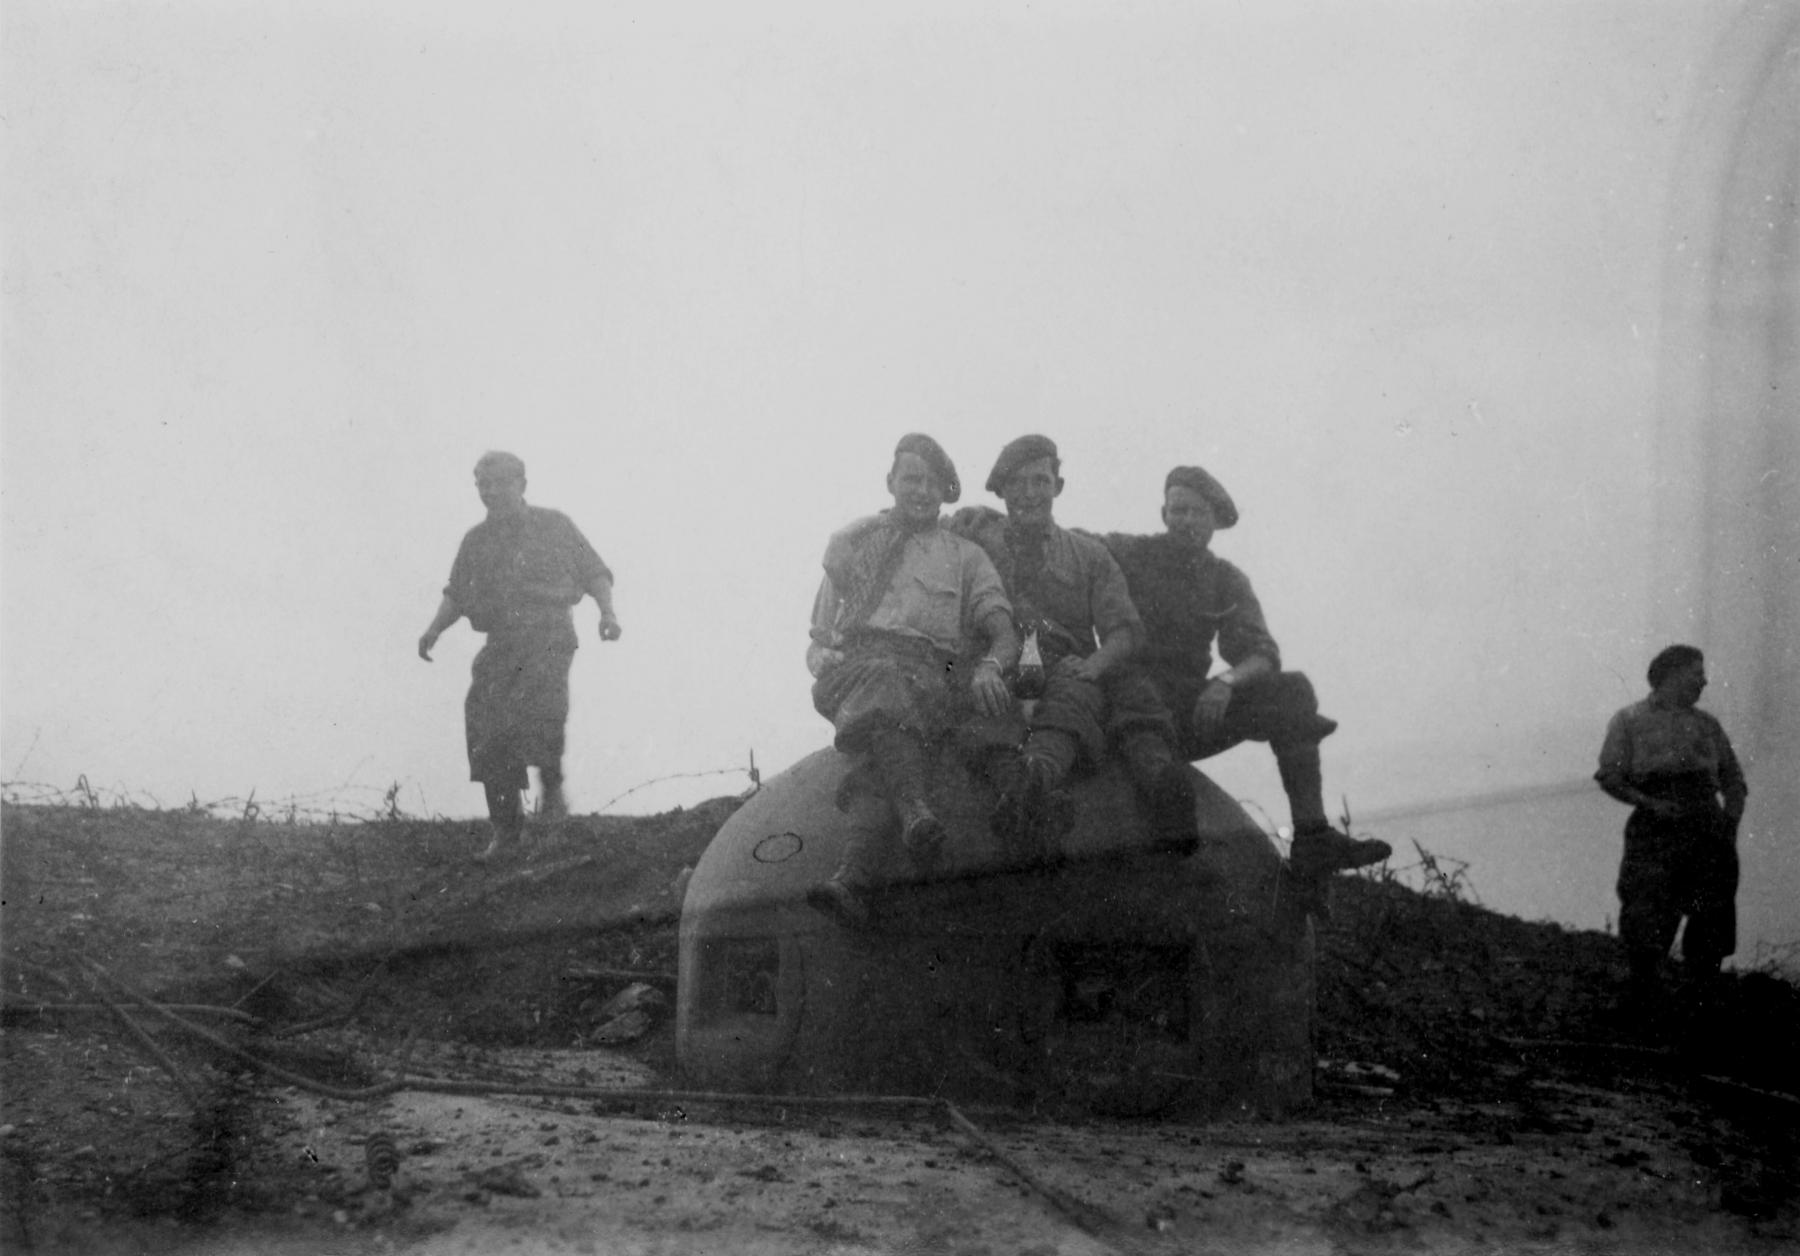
[1096,532,1281,682]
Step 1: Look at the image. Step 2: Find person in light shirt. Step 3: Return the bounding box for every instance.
[804,434,1017,929]
[1596,644,1747,1021]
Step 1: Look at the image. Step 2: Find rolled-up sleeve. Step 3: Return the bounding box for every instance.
[960,545,1011,634]
[567,521,613,590]
[1216,566,1281,671]
[444,532,476,608]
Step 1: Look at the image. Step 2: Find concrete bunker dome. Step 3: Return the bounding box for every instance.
[677,746,1316,1116]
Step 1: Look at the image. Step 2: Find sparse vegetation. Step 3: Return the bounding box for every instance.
[3,790,1797,1251]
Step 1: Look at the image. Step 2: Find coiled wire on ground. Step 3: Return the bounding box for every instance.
[364,1132,400,1190]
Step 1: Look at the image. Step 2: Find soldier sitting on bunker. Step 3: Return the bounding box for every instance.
[950,435,1202,862]
[804,434,1018,930]
[1095,465,1390,881]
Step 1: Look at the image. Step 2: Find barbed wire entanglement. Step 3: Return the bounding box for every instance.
[1,752,764,825]
[0,777,409,825]
[5,769,1467,904]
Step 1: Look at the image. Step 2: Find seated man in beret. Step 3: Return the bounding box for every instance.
[805,434,1018,929]
[1096,465,1390,880]
[951,435,1202,861]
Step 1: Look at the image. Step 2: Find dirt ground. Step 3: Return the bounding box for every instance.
[3,796,1798,1255]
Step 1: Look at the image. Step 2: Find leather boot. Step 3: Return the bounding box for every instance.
[989,751,1036,859]
[476,782,523,863]
[1276,740,1391,875]
[990,749,1069,868]
[1289,823,1391,877]
[1122,732,1201,857]
[868,729,947,870]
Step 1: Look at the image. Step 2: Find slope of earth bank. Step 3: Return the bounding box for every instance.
[3,798,1796,1253]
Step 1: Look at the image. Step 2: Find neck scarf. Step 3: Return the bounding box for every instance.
[834,514,933,634]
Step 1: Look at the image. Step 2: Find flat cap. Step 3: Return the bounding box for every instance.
[894,433,960,504]
[985,434,1060,495]
[1164,465,1238,528]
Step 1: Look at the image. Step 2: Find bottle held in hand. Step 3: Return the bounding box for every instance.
[1015,628,1046,700]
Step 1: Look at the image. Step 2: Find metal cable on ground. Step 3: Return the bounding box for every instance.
[11,954,204,1103]
[5,957,1156,1253]
[561,968,678,987]
[73,955,406,1101]
[272,955,393,1040]
[12,965,1153,1256]
[1496,1036,1677,1059]
[391,1080,1132,1254]
[97,990,204,1107]
[231,966,284,1012]
[4,954,78,995]
[938,1098,1134,1252]
[1696,1075,1800,1112]
[1,1001,262,1025]
[399,1080,947,1111]
[390,1081,1136,1252]
[1498,1036,1800,1110]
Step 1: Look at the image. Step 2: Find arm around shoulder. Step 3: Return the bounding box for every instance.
[946,504,1004,539]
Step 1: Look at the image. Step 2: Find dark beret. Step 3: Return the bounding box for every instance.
[985,434,1060,495]
[1647,643,1703,689]
[1163,465,1239,529]
[893,433,960,504]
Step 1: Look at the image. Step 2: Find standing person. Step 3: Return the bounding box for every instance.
[806,434,1017,929]
[1096,466,1390,880]
[949,436,1194,860]
[419,451,621,861]
[1595,644,1747,1020]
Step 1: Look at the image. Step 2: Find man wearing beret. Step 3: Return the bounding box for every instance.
[1097,465,1390,880]
[805,434,1018,929]
[951,436,1200,859]
[1595,644,1746,1022]
[419,451,622,861]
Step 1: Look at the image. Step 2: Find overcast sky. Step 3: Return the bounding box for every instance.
[3,3,1790,945]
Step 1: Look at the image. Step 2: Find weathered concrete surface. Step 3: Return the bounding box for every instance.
[679,747,1314,1117]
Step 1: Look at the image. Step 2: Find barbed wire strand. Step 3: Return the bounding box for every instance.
[1,757,761,825]
[597,766,752,813]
